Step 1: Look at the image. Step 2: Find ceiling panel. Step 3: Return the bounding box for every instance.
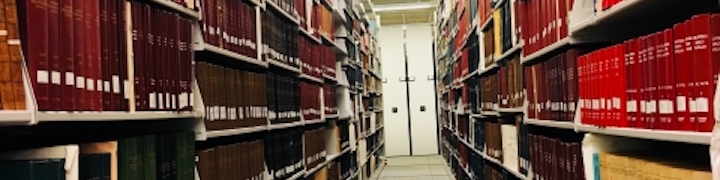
[372,0,436,5]
[376,8,434,25]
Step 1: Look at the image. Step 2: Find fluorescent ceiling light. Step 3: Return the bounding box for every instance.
[374,2,435,12]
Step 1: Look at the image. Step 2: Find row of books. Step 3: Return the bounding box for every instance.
[129,1,195,112]
[0,132,195,180]
[267,73,300,124]
[266,128,304,180]
[299,35,322,79]
[323,84,337,115]
[529,133,584,180]
[517,0,571,57]
[263,10,300,68]
[0,0,25,111]
[300,82,322,121]
[498,56,523,109]
[304,127,327,169]
[268,0,299,20]
[579,14,719,132]
[598,0,623,11]
[320,42,337,78]
[338,151,358,180]
[344,65,362,89]
[199,0,258,58]
[598,152,711,179]
[338,121,350,150]
[196,62,268,130]
[163,0,197,9]
[197,140,265,180]
[491,0,515,57]
[312,5,333,41]
[483,27,496,67]
[525,49,586,121]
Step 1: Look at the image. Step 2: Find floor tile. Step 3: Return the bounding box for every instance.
[377,155,454,180]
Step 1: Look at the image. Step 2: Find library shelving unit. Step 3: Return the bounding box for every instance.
[434,0,718,179]
[0,0,384,179]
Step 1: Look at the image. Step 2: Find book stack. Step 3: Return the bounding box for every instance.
[299,35,323,79]
[457,115,469,139]
[266,128,304,180]
[483,28,495,67]
[597,152,711,179]
[323,84,336,115]
[578,13,720,132]
[262,10,299,68]
[525,49,586,121]
[480,73,499,111]
[469,149,485,178]
[338,120,350,149]
[483,163,514,180]
[529,133,584,180]
[196,62,268,130]
[129,1,195,112]
[517,0,571,57]
[484,121,503,161]
[321,45,336,78]
[268,73,300,124]
[491,1,514,55]
[498,56,523,108]
[199,0,258,58]
[0,0,24,110]
[304,127,327,169]
[301,82,321,121]
[339,151,358,180]
[313,5,333,40]
[197,139,265,180]
[0,145,76,179]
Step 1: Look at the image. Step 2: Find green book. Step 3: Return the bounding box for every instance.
[0,160,34,180]
[144,135,157,180]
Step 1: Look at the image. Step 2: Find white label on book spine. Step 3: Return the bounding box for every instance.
[7,39,20,45]
[659,99,673,114]
[172,95,177,109]
[690,99,698,112]
[158,94,164,109]
[640,101,647,113]
[220,106,227,120]
[0,30,7,36]
[648,100,657,113]
[112,76,120,94]
[97,79,103,92]
[613,97,620,109]
[124,80,131,99]
[65,72,75,85]
[149,92,157,109]
[627,100,637,112]
[51,71,61,85]
[37,70,49,84]
[697,97,709,112]
[165,93,170,108]
[104,81,110,92]
[87,78,95,91]
[677,96,687,111]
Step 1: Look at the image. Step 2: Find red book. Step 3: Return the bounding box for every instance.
[647,32,658,129]
[624,40,634,127]
[47,0,62,110]
[118,0,128,111]
[60,0,75,111]
[616,44,628,127]
[22,0,50,110]
[101,0,111,110]
[691,14,714,132]
[90,0,102,111]
[711,14,720,130]
[559,0,568,39]
[73,0,87,111]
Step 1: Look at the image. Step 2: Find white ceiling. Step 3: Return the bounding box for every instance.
[371,0,437,25]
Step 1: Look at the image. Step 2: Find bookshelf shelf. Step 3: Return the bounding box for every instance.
[204,125,269,139]
[193,42,269,68]
[496,107,524,113]
[36,111,200,122]
[495,43,523,62]
[305,161,328,177]
[520,37,577,65]
[480,111,499,116]
[268,121,305,130]
[325,114,340,119]
[304,118,326,125]
[286,169,307,180]
[268,59,302,73]
[300,28,323,44]
[0,111,32,124]
[478,63,499,76]
[327,147,351,162]
[322,74,338,82]
[300,74,324,83]
[524,119,576,130]
[575,124,711,145]
[450,130,531,180]
[480,16,494,31]
[265,0,300,25]
[148,0,201,20]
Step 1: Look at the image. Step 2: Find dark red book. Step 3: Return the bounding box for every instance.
[691,14,714,132]
[60,0,75,111]
[90,0,102,111]
[72,0,86,111]
[674,20,692,130]
[101,0,111,110]
[47,0,62,110]
[21,0,50,110]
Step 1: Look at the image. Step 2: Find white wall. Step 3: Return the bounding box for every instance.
[380,23,439,156]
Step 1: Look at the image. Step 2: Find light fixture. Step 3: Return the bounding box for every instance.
[374,2,435,12]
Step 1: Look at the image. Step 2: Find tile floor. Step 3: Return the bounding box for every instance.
[371,155,455,180]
